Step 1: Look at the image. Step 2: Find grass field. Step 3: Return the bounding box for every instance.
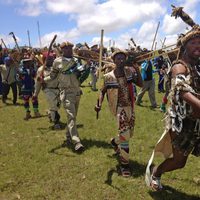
[0,76,200,200]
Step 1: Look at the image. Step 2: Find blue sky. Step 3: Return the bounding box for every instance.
[0,0,200,50]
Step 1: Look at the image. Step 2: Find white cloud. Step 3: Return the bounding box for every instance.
[182,0,200,23]
[12,0,166,34]
[2,0,200,50]
[36,0,166,49]
[46,0,96,14]
[91,35,112,47]
[164,34,179,47]
[104,20,179,51]
[37,28,81,48]
[76,1,165,34]
[18,4,42,16]
[162,1,199,38]
[162,14,186,35]
[112,21,162,50]
[183,0,200,12]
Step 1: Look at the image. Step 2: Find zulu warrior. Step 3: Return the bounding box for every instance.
[145,5,200,191]
[95,50,143,177]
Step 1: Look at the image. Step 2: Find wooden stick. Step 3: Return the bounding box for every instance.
[135,43,177,61]
[151,21,160,51]
[74,44,178,65]
[136,48,179,63]
[162,37,166,48]
[96,29,104,120]
[154,41,157,50]
[98,29,104,70]
[1,38,8,50]
[9,32,20,52]
[40,34,57,78]
[37,21,42,48]
[27,30,31,48]
[73,54,111,64]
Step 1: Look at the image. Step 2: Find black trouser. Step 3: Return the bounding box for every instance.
[2,82,17,104]
[55,111,60,124]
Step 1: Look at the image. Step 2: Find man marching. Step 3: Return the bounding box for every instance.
[18,58,41,120]
[95,50,143,177]
[43,41,85,152]
[0,56,17,105]
[34,52,61,129]
[145,6,200,191]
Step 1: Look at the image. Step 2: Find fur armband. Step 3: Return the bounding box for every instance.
[173,74,195,93]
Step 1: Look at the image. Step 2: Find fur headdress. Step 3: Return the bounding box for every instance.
[171,5,200,47]
[111,49,128,60]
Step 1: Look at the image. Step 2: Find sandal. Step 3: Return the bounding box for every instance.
[120,165,131,177]
[145,165,163,191]
[150,175,163,191]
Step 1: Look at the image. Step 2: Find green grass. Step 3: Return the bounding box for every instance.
[0,76,200,200]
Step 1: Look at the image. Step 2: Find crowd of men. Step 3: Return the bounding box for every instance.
[0,40,171,171]
[0,42,114,150]
[0,5,200,191]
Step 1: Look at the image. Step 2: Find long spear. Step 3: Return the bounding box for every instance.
[161,37,166,48]
[37,21,42,48]
[96,29,104,119]
[151,21,160,51]
[27,30,31,48]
